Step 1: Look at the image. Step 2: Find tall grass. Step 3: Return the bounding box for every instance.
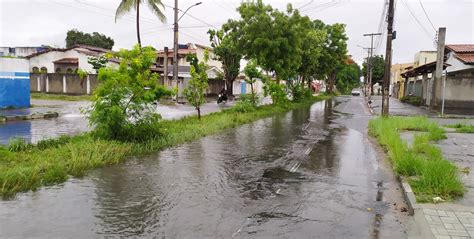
[369,116,464,202]
[0,95,331,197]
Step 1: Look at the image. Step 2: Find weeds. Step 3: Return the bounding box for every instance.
[369,116,464,202]
[446,123,474,133]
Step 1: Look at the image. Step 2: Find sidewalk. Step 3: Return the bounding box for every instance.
[368,95,437,117]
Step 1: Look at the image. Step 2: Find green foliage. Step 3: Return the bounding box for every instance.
[264,80,289,107]
[243,59,262,105]
[400,95,423,106]
[446,123,474,133]
[66,29,114,49]
[235,1,303,82]
[31,93,92,101]
[184,50,209,119]
[369,116,464,202]
[362,55,385,86]
[76,68,88,79]
[230,96,257,113]
[208,26,242,96]
[86,44,171,140]
[87,56,108,73]
[8,138,32,152]
[336,62,361,95]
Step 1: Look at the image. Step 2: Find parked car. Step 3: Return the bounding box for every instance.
[351,89,361,96]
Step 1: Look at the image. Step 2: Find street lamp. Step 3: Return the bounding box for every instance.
[173,1,202,103]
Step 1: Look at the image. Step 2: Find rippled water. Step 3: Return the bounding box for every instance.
[0,98,407,238]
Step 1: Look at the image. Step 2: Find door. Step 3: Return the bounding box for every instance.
[241,81,246,95]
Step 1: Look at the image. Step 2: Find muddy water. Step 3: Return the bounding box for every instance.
[0,97,408,238]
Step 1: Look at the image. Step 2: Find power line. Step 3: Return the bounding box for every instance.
[162,3,218,29]
[300,0,340,13]
[401,0,434,40]
[418,0,437,32]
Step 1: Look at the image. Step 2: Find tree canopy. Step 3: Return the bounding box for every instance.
[362,55,385,86]
[66,29,114,50]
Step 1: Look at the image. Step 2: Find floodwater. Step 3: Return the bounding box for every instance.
[0,97,409,238]
[0,99,235,145]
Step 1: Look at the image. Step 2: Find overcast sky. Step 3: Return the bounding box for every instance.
[1,0,473,64]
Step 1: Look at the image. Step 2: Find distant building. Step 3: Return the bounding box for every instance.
[400,44,474,114]
[26,44,118,73]
[0,46,50,58]
[391,63,413,98]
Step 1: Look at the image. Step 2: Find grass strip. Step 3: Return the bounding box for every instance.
[0,95,331,197]
[369,116,464,202]
[446,123,474,133]
[31,92,92,101]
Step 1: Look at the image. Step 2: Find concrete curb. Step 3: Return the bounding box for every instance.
[0,112,59,123]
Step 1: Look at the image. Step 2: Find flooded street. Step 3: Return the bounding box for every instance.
[0,97,410,238]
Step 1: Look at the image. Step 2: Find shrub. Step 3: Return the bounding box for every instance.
[86,45,171,141]
[8,138,32,152]
[400,95,423,106]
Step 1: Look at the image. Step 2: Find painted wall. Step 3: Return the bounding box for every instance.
[28,48,118,73]
[30,73,98,95]
[0,58,30,108]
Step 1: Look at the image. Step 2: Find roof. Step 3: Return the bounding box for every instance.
[26,44,112,58]
[454,54,474,64]
[446,44,474,53]
[52,58,78,64]
[401,61,450,78]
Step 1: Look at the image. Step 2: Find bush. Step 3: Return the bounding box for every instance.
[400,95,423,106]
[8,138,32,152]
[263,81,289,107]
[86,45,171,141]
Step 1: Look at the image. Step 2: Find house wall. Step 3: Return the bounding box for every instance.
[0,47,46,57]
[445,52,473,73]
[30,73,98,95]
[28,48,118,73]
[0,58,30,108]
[413,51,437,67]
[438,69,474,109]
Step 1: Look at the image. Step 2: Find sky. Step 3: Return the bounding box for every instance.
[0,0,473,65]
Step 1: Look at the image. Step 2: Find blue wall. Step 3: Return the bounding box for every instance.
[0,71,30,108]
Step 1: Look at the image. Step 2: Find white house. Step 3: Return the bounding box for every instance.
[26,44,118,73]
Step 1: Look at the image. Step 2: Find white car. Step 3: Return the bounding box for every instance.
[351,90,361,96]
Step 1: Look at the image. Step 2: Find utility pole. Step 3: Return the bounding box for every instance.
[431,27,446,110]
[173,0,180,102]
[363,33,382,96]
[381,0,395,117]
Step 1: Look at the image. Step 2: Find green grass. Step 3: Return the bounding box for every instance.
[0,95,331,197]
[31,93,92,101]
[446,123,474,133]
[369,116,464,202]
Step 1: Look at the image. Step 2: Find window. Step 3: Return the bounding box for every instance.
[40,67,48,73]
[32,67,39,73]
[66,68,73,74]
[55,68,62,73]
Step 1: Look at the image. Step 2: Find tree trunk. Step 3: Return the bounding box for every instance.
[327,71,336,93]
[136,1,141,47]
[226,78,233,100]
[300,75,305,91]
[197,107,201,120]
[250,79,255,104]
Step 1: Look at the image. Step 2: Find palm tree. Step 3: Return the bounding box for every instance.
[115,0,166,47]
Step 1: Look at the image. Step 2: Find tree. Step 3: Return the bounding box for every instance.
[66,29,114,49]
[87,45,171,140]
[208,26,242,98]
[236,1,303,83]
[87,56,108,73]
[184,50,210,120]
[115,0,166,47]
[335,61,361,95]
[362,55,385,94]
[243,59,261,105]
[313,21,348,93]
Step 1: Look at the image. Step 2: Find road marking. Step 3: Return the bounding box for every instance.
[304,147,312,155]
[290,162,301,172]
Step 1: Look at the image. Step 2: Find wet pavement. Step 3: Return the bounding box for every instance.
[370,95,436,117]
[0,98,237,145]
[0,96,411,238]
